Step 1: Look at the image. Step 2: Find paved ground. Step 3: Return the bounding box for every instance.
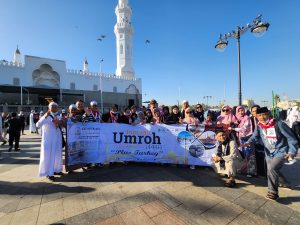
[0,131,300,225]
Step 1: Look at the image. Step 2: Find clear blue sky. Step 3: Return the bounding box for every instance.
[0,0,299,107]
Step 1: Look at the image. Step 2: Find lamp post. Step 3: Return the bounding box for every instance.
[215,15,270,106]
[99,59,104,113]
[262,100,268,107]
[203,96,212,107]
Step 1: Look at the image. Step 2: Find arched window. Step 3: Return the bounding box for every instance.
[120,44,123,54]
[113,86,117,93]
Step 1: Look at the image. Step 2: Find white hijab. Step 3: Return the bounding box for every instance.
[286,106,300,127]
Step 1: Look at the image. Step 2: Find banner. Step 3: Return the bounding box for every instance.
[66,122,218,167]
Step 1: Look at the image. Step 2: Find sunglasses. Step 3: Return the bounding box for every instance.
[186,111,192,114]
[222,109,229,112]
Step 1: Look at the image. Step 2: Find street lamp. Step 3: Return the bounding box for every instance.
[203,96,212,106]
[99,59,104,113]
[215,14,270,106]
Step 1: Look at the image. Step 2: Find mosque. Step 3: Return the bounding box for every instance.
[0,0,142,113]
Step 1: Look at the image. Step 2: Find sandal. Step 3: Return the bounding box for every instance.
[224,180,236,188]
[46,176,55,181]
[54,172,64,176]
[279,184,293,190]
[265,192,279,201]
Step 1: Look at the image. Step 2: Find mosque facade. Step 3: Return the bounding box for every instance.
[0,0,141,113]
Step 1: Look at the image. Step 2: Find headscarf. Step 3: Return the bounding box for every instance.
[69,104,77,111]
[236,106,249,123]
[48,102,58,108]
[90,101,97,106]
[216,105,237,125]
[286,106,300,128]
[235,106,252,138]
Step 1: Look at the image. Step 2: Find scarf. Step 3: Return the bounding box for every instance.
[258,118,275,129]
[110,111,119,123]
[258,118,278,145]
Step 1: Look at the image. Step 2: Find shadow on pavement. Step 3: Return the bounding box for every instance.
[0,181,95,195]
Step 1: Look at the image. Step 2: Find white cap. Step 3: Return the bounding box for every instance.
[90,101,98,106]
[48,102,58,108]
[62,109,66,113]
[69,104,77,111]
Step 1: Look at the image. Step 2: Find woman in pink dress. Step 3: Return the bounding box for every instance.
[233,106,256,176]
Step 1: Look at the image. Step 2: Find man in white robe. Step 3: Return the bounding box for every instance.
[36,102,63,180]
[29,110,36,133]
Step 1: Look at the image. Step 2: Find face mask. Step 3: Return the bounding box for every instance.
[50,112,58,117]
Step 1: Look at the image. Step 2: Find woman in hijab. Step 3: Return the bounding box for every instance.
[152,108,162,124]
[232,106,256,177]
[216,105,238,128]
[182,108,199,125]
[165,105,181,124]
[286,106,300,128]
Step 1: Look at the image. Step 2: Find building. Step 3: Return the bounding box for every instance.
[0,0,141,113]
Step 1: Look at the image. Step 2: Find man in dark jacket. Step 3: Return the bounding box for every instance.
[8,112,22,151]
[242,107,298,200]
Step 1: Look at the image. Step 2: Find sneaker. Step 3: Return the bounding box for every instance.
[94,163,104,168]
[14,148,21,152]
[190,165,195,170]
[265,192,279,201]
[284,158,297,165]
[224,180,236,188]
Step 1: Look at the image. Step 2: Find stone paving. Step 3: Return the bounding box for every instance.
[0,131,300,225]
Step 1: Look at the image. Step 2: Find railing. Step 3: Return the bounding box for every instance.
[0,60,24,67]
[66,69,140,81]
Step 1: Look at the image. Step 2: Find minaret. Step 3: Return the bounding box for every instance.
[83,58,89,74]
[114,0,135,78]
[13,46,21,65]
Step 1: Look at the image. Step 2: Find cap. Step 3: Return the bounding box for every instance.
[90,101,98,106]
[256,107,269,114]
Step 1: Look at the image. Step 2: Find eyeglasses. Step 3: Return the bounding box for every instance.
[222,109,229,112]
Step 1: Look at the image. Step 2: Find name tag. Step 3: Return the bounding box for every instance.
[266,127,277,138]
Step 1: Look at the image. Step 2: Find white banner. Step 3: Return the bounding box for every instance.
[66,122,218,166]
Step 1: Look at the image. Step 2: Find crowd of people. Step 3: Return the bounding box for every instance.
[0,99,299,201]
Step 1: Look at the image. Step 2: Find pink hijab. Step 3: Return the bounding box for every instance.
[217,105,237,125]
[236,106,252,138]
[236,106,249,123]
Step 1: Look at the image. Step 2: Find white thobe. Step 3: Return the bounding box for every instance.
[29,113,36,133]
[36,115,62,177]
